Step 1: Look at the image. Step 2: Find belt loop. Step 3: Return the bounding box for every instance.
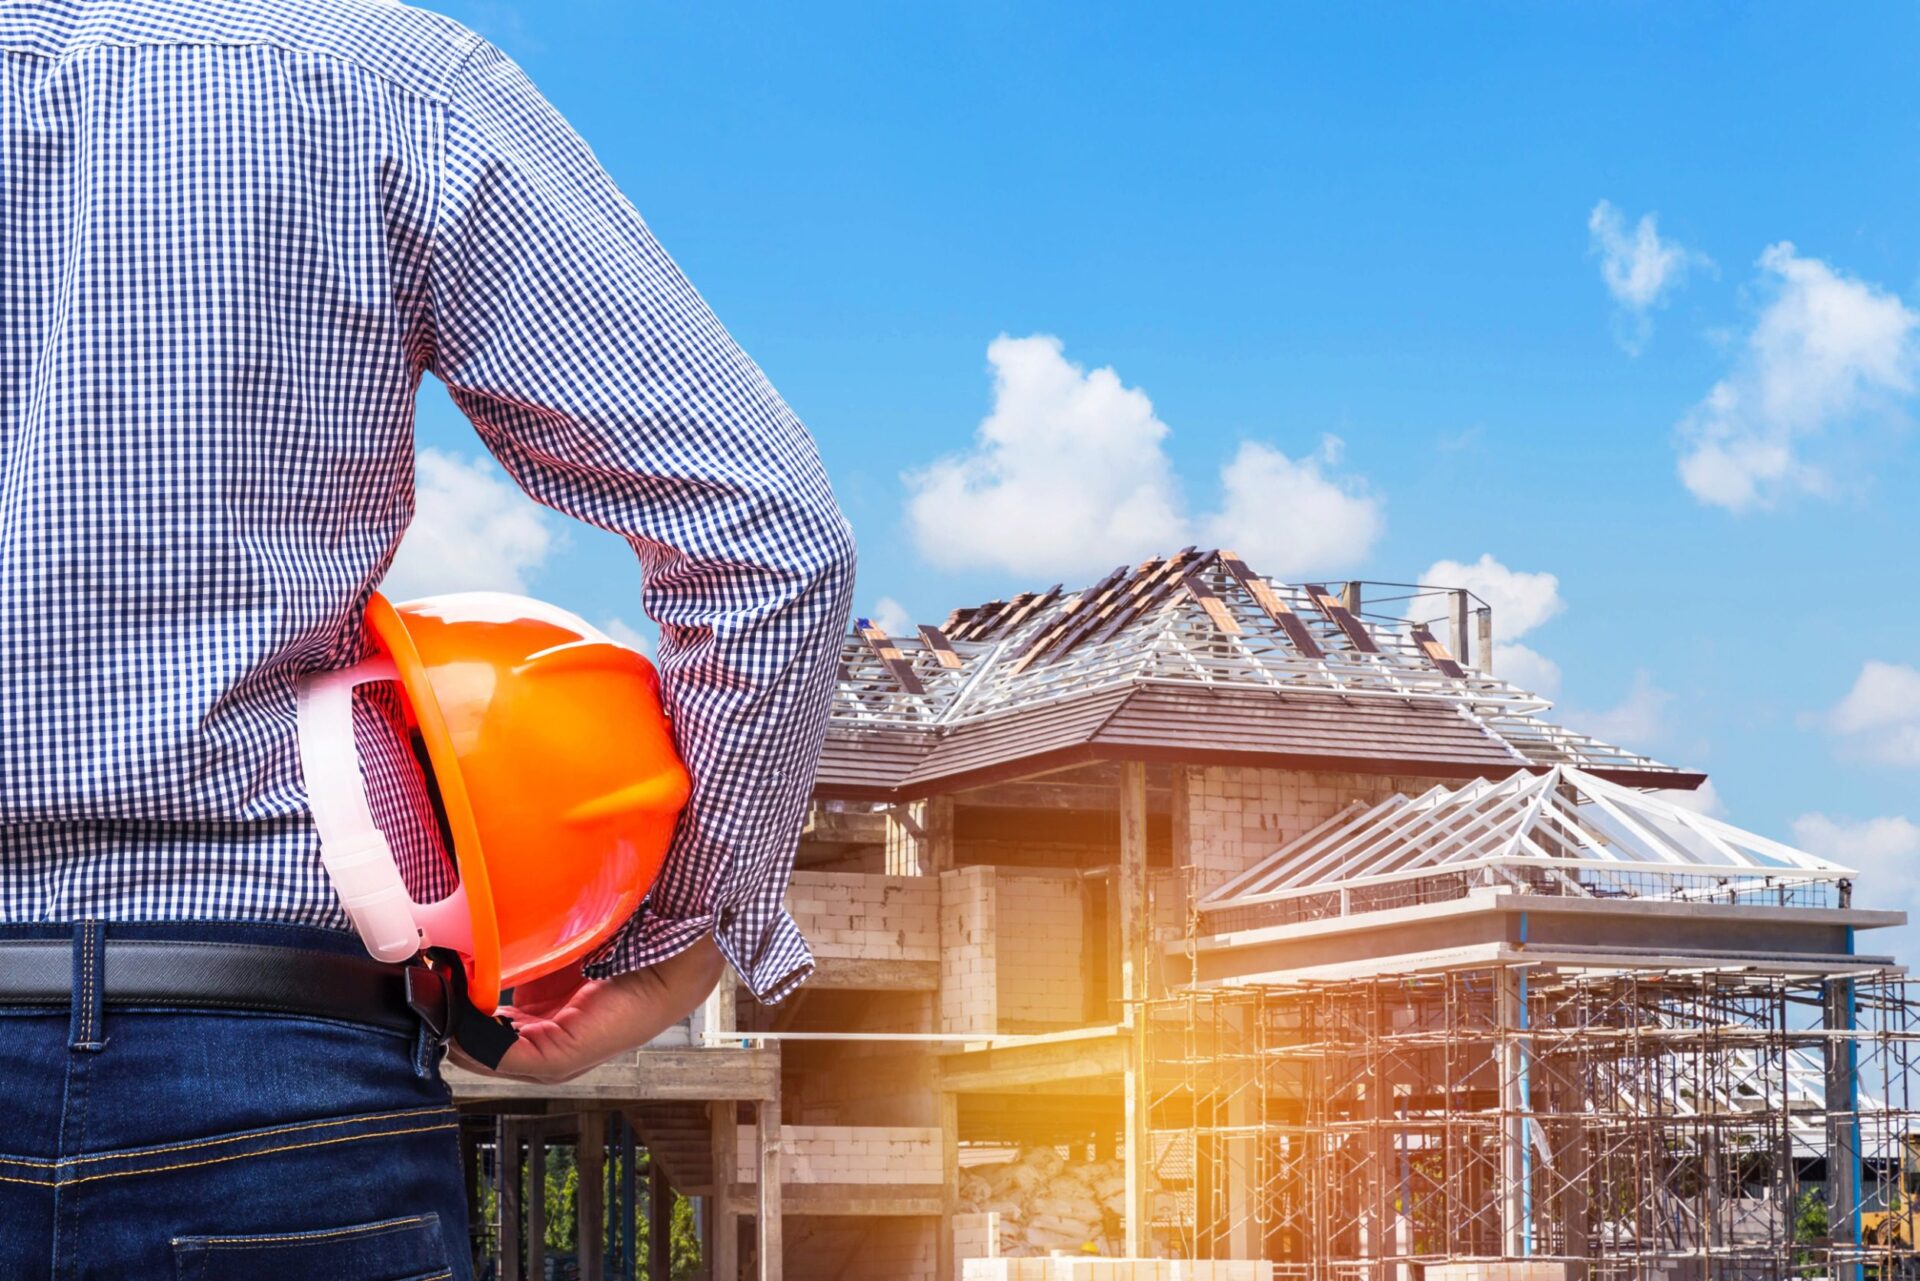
[69,920,107,1053]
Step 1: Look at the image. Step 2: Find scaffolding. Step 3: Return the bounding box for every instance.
[1144,968,1920,1279]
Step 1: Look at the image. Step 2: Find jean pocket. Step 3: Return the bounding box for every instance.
[172,1212,450,1281]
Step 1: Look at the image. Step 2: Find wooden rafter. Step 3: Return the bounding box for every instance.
[1304,583,1381,653]
[855,620,926,695]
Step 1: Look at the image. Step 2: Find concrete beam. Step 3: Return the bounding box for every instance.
[448,1048,781,1104]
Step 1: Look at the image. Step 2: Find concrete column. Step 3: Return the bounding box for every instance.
[1826,978,1863,1281]
[649,1156,673,1281]
[1368,1005,1395,1280]
[937,1089,960,1281]
[1476,608,1494,675]
[580,1112,607,1281]
[711,1101,739,1281]
[499,1119,524,1281]
[886,796,954,877]
[1224,1003,1258,1262]
[1120,760,1153,1256]
[1497,968,1530,1259]
[462,1124,482,1274]
[528,1136,547,1281]
[1449,589,1472,669]
[755,1097,783,1281]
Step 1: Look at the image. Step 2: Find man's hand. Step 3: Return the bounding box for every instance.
[451,936,727,1084]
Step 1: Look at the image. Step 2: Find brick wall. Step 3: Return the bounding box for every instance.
[787,870,940,962]
[1180,766,1448,898]
[736,1124,942,1185]
[942,865,998,1034]
[996,872,1085,1028]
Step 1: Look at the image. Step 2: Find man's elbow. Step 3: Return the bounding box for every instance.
[788,491,857,606]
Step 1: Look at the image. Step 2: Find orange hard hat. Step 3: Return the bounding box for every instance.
[296,591,691,1015]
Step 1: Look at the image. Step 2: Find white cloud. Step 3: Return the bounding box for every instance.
[1795,812,1920,962]
[1794,812,1920,867]
[1826,660,1920,767]
[600,616,655,657]
[869,596,914,637]
[904,335,1382,581]
[1677,243,1920,511]
[1199,438,1383,581]
[1493,642,1563,699]
[1658,778,1725,817]
[1420,555,1563,637]
[384,448,560,599]
[1415,555,1564,695]
[1588,200,1708,354]
[1570,670,1672,749]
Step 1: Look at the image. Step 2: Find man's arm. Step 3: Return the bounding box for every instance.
[422,39,855,1073]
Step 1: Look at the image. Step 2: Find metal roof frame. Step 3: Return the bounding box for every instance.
[1201,764,1850,912]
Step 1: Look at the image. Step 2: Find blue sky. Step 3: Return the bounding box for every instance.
[402,2,1920,947]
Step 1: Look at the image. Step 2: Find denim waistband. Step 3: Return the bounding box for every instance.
[0,919,367,958]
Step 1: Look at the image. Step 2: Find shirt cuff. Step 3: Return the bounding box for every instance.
[582,899,816,1006]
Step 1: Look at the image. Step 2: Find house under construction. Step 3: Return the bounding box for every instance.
[447,548,1920,1281]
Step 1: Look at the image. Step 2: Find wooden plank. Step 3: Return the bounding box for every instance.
[993,584,1061,639]
[1409,623,1466,679]
[855,621,926,695]
[755,1096,782,1281]
[1179,565,1244,635]
[1304,583,1381,653]
[1088,548,1197,647]
[1009,564,1127,672]
[1219,551,1325,658]
[579,1111,607,1281]
[448,1049,781,1103]
[916,624,964,669]
[1047,557,1156,660]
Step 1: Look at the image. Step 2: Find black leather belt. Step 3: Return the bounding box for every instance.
[0,939,441,1038]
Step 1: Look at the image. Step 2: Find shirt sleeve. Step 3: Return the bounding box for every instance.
[423,38,855,1004]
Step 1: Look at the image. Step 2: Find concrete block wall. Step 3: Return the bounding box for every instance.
[1181,766,1449,898]
[736,1124,942,1185]
[962,1261,1273,1281]
[954,1211,999,1263]
[1425,1264,1575,1281]
[786,870,940,962]
[942,865,999,1034]
[996,872,1085,1027]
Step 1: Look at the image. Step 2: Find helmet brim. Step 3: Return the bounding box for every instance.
[365,592,506,1012]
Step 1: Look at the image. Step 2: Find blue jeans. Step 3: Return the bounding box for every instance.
[0,921,475,1281]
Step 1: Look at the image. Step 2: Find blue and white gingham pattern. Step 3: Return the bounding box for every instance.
[0,0,855,1003]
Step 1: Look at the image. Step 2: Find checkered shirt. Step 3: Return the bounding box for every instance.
[0,0,855,1003]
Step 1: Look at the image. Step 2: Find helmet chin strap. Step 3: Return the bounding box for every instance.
[297,656,516,1066]
[296,656,474,961]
